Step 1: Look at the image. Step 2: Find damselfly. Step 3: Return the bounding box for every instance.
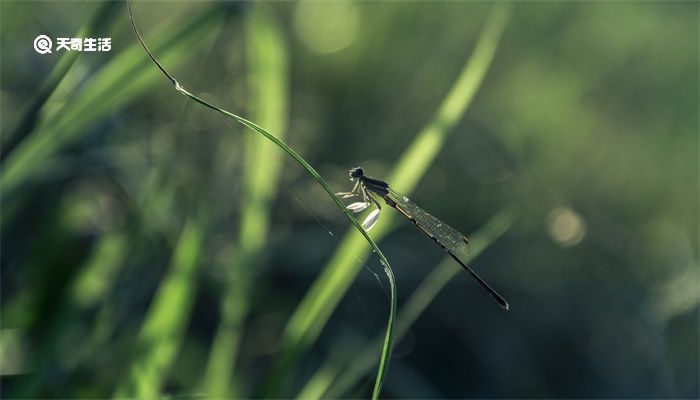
[337,167,509,310]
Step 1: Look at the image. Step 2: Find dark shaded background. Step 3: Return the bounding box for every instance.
[1,1,698,398]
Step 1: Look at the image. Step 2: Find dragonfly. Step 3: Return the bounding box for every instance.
[337,167,509,310]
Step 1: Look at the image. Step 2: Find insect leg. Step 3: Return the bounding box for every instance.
[336,180,361,198]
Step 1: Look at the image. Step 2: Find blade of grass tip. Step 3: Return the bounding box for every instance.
[268,3,511,397]
[202,6,289,398]
[125,1,397,398]
[325,207,519,398]
[1,5,225,196]
[1,1,120,161]
[113,216,204,399]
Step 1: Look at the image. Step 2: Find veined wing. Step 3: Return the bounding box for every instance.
[386,189,471,257]
[385,188,509,310]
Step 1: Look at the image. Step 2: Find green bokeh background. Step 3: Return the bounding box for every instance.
[1,1,698,398]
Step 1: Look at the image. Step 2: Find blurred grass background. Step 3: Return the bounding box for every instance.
[1,0,698,399]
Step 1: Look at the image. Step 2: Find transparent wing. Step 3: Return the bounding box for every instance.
[387,189,470,257]
[385,188,509,310]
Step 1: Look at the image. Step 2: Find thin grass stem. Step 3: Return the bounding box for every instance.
[126,1,397,397]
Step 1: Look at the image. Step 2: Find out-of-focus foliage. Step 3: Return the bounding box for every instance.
[1,1,697,399]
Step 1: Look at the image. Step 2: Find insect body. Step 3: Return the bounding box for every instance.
[338,167,509,310]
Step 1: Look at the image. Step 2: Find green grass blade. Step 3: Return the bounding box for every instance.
[1,6,225,195]
[202,6,289,398]
[180,40,397,400]
[296,363,341,400]
[385,2,512,193]
[177,39,398,400]
[8,232,128,398]
[68,234,128,309]
[272,3,511,397]
[114,216,204,398]
[126,1,397,398]
[324,207,519,398]
[371,262,397,399]
[2,1,119,160]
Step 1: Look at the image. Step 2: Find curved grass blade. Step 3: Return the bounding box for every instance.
[273,3,511,397]
[126,1,397,398]
[323,207,519,398]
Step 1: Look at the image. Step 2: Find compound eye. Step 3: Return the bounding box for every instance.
[350,167,363,178]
